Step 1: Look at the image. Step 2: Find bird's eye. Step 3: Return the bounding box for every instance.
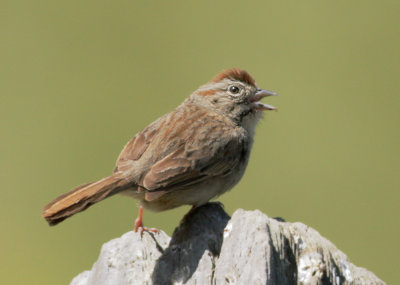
[228,85,240,95]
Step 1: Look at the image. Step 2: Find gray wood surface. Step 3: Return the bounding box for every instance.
[71,203,384,285]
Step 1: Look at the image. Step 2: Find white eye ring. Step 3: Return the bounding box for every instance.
[228,85,240,95]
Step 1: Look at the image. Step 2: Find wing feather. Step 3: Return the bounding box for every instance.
[142,134,246,198]
[113,105,249,202]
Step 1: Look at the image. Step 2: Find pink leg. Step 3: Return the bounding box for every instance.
[134,206,159,236]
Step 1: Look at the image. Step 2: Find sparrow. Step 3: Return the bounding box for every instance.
[42,68,277,232]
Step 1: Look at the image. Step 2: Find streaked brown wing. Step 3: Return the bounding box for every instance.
[113,104,248,202]
[141,135,246,200]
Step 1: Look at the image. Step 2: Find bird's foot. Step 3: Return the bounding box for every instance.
[134,206,159,237]
[135,226,160,237]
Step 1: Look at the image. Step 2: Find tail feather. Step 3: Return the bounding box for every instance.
[42,174,127,226]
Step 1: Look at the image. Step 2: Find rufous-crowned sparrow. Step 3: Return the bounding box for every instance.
[42,68,277,232]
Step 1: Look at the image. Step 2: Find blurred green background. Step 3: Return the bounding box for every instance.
[1,1,399,284]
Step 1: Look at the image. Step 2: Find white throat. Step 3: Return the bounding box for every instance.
[241,111,262,137]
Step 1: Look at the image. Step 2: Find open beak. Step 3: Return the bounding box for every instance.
[250,89,278,111]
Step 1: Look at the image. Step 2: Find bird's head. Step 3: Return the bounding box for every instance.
[189,68,277,134]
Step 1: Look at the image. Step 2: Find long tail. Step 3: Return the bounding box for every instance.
[42,174,128,226]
